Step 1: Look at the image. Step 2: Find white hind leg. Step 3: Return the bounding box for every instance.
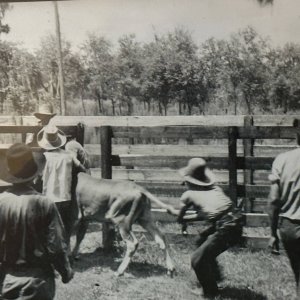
[139,218,175,276]
[115,224,139,276]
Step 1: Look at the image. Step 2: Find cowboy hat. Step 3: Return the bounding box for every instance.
[0,143,41,184]
[34,103,56,122]
[179,158,215,186]
[37,124,67,150]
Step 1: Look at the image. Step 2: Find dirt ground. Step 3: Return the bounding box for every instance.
[55,225,296,300]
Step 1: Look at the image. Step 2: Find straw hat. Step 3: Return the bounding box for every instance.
[37,124,67,150]
[179,158,215,187]
[34,103,56,122]
[0,143,40,184]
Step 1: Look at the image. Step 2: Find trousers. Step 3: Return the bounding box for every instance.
[280,217,300,297]
[191,213,243,296]
[1,267,55,300]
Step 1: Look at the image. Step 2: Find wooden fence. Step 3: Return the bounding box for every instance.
[0,114,299,249]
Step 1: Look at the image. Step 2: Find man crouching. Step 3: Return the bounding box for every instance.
[176,158,243,298]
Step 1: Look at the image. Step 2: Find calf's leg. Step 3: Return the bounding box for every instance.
[138,218,175,276]
[72,218,89,259]
[115,224,139,276]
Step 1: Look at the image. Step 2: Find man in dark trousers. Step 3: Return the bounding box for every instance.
[0,143,74,300]
[176,158,242,298]
[268,119,300,298]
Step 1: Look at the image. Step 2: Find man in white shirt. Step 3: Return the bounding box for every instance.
[37,124,87,241]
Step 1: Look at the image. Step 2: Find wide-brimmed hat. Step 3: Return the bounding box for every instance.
[0,143,40,184]
[34,103,56,122]
[37,124,67,150]
[179,158,215,186]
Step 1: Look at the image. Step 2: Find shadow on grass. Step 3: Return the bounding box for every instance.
[218,286,267,300]
[73,246,167,277]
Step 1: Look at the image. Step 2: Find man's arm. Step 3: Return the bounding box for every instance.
[71,154,88,173]
[177,192,206,223]
[268,183,281,254]
[66,140,91,174]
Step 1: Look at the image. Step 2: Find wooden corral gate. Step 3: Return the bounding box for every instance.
[0,114,299,249]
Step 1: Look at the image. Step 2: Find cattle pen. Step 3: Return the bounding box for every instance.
[0,114,298,250]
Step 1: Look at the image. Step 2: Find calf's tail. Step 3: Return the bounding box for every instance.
[142,190,178,216]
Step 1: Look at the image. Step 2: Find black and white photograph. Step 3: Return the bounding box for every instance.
[0,0,299,299]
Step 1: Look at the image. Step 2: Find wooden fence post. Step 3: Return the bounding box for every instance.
[228,126,238,207]
[243,116,254,212]
[100,126,115,250]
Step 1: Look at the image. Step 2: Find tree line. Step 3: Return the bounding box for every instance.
[0,12,299,116]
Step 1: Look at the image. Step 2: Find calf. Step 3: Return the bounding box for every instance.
[72,173,177,276]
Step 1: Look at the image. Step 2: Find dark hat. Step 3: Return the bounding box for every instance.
[0,143,39,184]
[37,124,67,150]
[179,158,215,187]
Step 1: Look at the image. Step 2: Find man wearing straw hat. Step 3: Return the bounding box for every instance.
[0,143,73,300]
[37,124,88,241]
[26,103,56,147]
[176,158,243,298]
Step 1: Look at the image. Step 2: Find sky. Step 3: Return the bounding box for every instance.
[2,0,300,52]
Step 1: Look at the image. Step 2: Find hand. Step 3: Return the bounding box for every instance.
[268,236,280,255]
[166,206,179,216]
[62,268,74,284]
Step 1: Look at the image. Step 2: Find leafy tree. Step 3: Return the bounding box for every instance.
[200,27,271,114]
[268,44,300,113]
[6,47,43,115]
[36,34,86,113]
[81,34,115,114]
[0,3,10,36]
[0,42,12,113]
[141,29,204,115]
[114,34,143,115]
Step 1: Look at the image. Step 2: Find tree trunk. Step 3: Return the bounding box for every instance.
[164,103,167,116]
[127,98,133,116]
[81,94,86,116]
[201,99,205,115]
[245,94,252,115]
[158,102,162,115]
[283,97,288,114]
[111,99,115,116]
[119,102,123,115]
[188,103,192,115]
[97,96,103,115]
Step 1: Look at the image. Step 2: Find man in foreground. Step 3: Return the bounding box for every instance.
[268,119,300,297]
[0,143,74,300]
[176,158,242,298]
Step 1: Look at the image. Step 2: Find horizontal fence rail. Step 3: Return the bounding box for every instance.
[0,115,299,249]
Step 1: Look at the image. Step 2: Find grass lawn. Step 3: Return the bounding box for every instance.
[55,224,297,300]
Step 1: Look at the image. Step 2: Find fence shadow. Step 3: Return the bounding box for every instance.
[218,286,267,300]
